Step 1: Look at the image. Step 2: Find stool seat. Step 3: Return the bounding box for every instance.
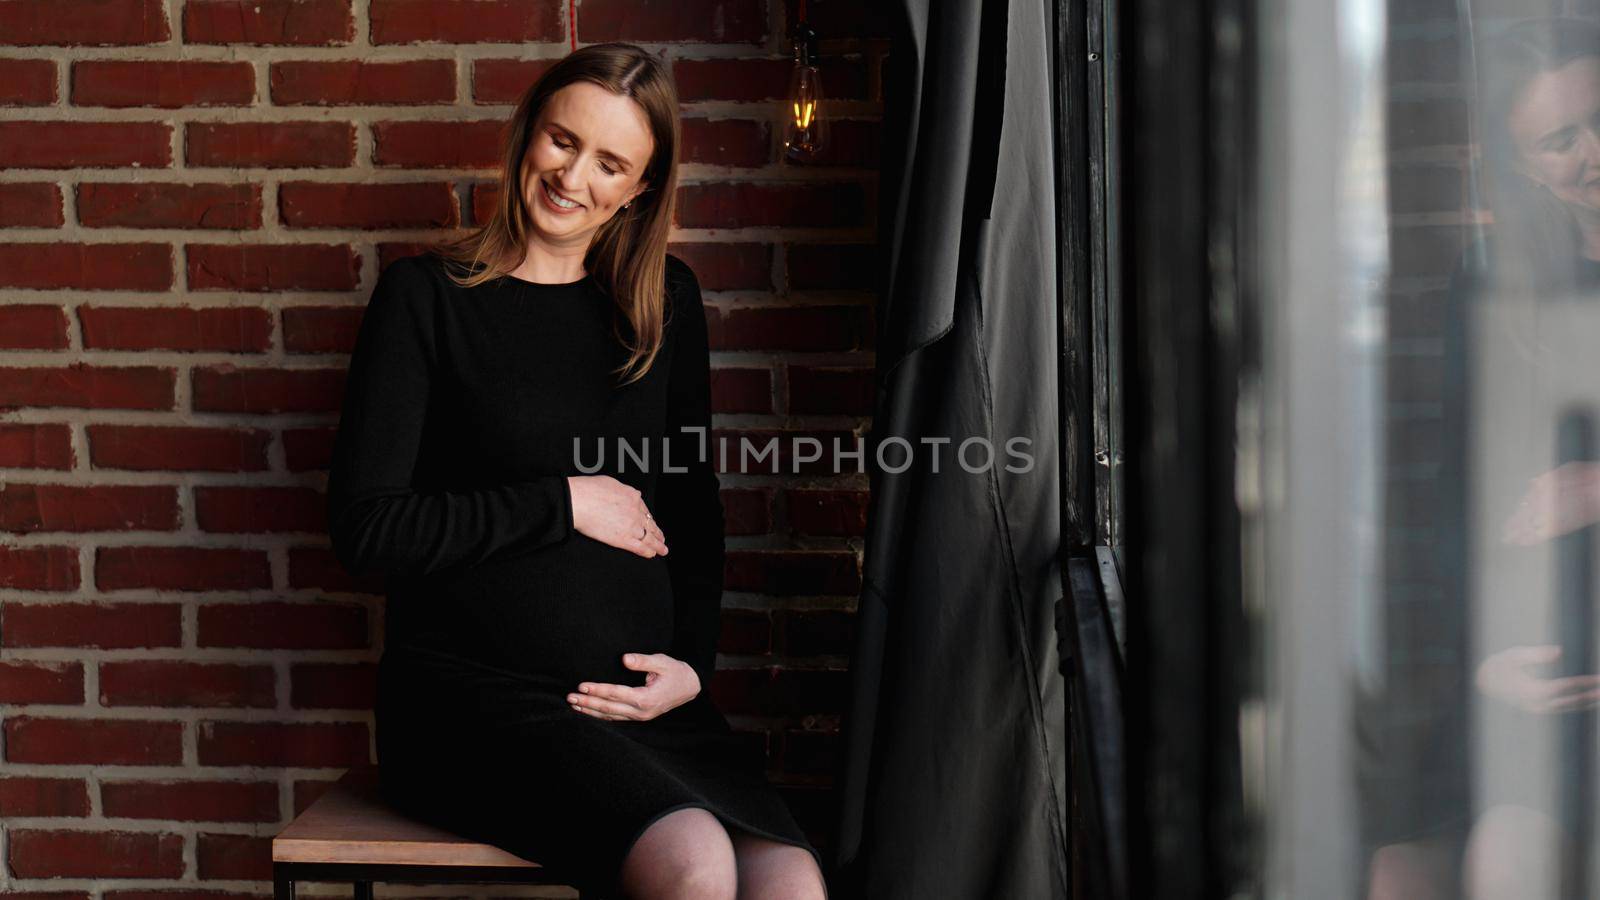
[273,766,538,868]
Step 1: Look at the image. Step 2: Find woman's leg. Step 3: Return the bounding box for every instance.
[619,807,738,900]
[728,830,828,900]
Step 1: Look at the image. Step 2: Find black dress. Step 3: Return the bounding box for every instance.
[325,251,820,897]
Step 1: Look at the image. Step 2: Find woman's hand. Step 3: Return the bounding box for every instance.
[568,653,701,722]
[1475,644,1600,713]
[1502,461,1600,545]
[567,475,668,558]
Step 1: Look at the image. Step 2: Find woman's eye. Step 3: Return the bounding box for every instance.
[599,163,617,175]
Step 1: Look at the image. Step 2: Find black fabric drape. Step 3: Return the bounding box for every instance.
[832,0,1069,896]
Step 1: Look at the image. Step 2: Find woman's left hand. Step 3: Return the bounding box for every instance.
[568,652,701,722]
[1502,461,1600,545]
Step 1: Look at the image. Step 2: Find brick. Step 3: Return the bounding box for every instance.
[0,544,80,589]
[372,119,504,168]
[0,892,91,900]
[0,122,171,168]
[187,243,361,291]
[0,365,174,409]
[1388,98,1468,150]
[718,608,771,655]
[579,0,765,43]
[198,600,368,649]
[4,717,182,765]
[673,56,868,103]
[281,426,336,471]
[101,660,276,708]
[721,487,772,535]
[0,0,169,45]
[192,365,346,412]
[677,182,867,228]
[780,609,854,656]
[787,243,876,290]
[0,483,179,533]
[198,720,371,767]
[0,304,68,348]
[0,59,55,105]
[724,549,860,595]
[369,0,563,44]
[71,61,254,107]
[0,242,172,290]
[377,241,441,268]
[292,778,335,814]
[2,601,181,648]
[782,728,841,777]
[88,425,271,472]
[0,182,63,225]
[0,661,82,704]
[808,119,881,168]
[196,832,272,880]
[7,829,183,878]
[184,0,355,45]
[667,242,771,291]
[290,662,377,708]
[186,121,355,168]
[784,488,868,536]
[286,546,385,593]
[781,0,891,39]
[96,546,271,591]
[108,886,261,900]
[681,118,770,167]
[102,780,278,822]
[787,365,873,415]
[195,485,326,532]
[710,367,772,413]
[708,667,849,716]
[715,305,872,352]
[0,424,73,470]
[711,427,859,475]
[0,777,89,817]
[283,306,363,353]
[79,305,272,352]
[471,58,556,104]
[279,181,456,229]
[77,182,261,229]
[271,59,456,105]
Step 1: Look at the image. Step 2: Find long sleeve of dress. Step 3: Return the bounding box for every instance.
[326,256,573,579]
[655,259,726,688]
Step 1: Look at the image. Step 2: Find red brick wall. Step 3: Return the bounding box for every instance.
[0,0,885,887]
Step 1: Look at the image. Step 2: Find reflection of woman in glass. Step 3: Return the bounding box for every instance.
[1367,19,1600,900]
[1469,18,1600,733]
[1459,18,1600,899]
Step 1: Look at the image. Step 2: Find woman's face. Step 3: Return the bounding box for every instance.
[519,81,656,243]
[1509,56,1600,216]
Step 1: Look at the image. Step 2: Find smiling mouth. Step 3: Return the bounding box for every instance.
[542,180,583,211]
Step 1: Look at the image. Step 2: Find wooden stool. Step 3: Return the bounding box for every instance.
[272,766,585,899]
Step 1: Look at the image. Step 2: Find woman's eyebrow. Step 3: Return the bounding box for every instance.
[548,120,635,169]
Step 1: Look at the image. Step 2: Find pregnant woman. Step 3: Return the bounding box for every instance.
[325,42,827,900]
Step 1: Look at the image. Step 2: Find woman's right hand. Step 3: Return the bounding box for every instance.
[1475,644,1600,714]
[566,475,669,558]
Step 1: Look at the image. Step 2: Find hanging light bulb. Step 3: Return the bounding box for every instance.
[783,19,827,164]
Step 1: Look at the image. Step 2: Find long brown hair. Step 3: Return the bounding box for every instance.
[432,42,681,384]
[1475,18,1600,297]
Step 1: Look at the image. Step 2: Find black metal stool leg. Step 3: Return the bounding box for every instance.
[353,881,373,900]
[273,868,294,900]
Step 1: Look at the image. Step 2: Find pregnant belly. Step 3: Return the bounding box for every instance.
[445,537,676,685]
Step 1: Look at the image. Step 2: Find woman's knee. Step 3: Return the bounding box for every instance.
[621,807,737,900]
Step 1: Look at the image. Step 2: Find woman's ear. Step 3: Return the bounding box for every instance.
[626,181,650,207]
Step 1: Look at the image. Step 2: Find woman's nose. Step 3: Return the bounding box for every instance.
[1581,128,1600,166]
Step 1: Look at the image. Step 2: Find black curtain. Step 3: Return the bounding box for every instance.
[831,0,1069,895]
